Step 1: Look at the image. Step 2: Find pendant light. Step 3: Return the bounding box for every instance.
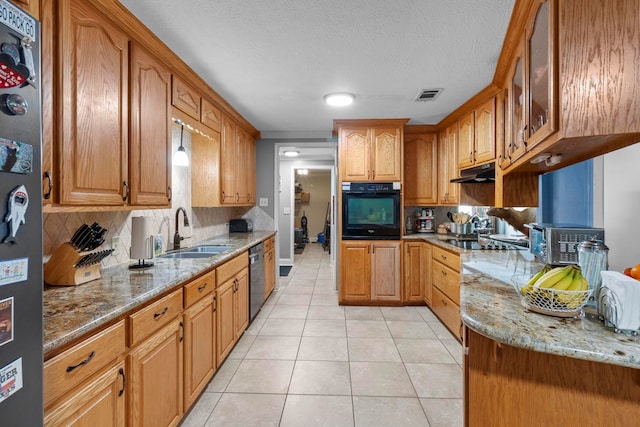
[173,122,189,167]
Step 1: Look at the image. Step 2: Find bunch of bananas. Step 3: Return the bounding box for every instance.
[520,265,589,309]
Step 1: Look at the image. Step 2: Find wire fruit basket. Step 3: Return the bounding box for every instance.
[511,274,592,318]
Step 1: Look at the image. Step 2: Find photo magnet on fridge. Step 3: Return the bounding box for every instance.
[0,296,13,347]
[0,138,33,174]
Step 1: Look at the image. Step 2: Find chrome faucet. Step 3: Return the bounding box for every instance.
[173,207,190,250]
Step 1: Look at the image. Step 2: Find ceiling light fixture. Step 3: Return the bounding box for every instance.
[283,150,300,157]
[173,122,189,167]
[324,92,355,107]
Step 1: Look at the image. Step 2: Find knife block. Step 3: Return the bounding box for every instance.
[44,242,102,286]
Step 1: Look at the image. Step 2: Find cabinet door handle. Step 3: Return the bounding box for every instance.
[118,367,126,397]
[236,192,240,202]
[168,186,172,202]
[222,191,225,201]
[43,171,53,200]
[179,321,184,342]
[198,282,208,292]
[66,351,95,373]
[122,181,129,202]
[213,295,217,311]
[247,193,251,202]
[153,307,168,319]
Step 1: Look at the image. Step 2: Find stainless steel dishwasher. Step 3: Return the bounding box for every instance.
[249,242,265,321]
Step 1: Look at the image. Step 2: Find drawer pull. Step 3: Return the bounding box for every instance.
[441,270,447,276]
[198,282,208,292]
[441,299,447,306]
[153,307,168,319]
[66,351,95,373]
[118,367,126,397]
[441,254,447,261]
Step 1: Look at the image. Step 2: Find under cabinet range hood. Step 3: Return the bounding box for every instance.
[450,162,495,183]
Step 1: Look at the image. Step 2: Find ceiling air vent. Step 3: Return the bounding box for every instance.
[414,88,443,102]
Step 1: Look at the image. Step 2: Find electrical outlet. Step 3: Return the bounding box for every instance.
[259,197,268,207]
[111,236,120,250]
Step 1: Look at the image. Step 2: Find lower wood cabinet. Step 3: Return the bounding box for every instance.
[128,317,184,427]
[431,246,461,340]
[339,240,401,304]
[216,252,249,366]
[403,241,432,304]
[264,237,276,299]
[44,360,126,427]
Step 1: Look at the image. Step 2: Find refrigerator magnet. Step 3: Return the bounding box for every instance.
[0,357,22,403]
[2,184,28,244]
[0,296,13,347]
[0,138,33,174]
[0,257,28,286]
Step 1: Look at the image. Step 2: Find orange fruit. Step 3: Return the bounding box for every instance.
[623,267,633,277]
[630,264,640,280]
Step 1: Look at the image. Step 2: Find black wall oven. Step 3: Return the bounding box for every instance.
[341,182,401,240]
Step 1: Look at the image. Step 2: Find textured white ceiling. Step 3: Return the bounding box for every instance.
[119,0,515,137]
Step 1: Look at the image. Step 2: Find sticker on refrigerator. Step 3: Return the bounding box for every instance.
[0,357,22,403]
[0,257,27,286]
[0,138,32,174]
[2,184,28,244]
[0,296,13,347]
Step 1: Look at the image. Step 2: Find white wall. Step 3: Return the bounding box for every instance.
[601,143,640,271]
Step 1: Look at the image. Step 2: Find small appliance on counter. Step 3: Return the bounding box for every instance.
[229,218,253,233]
[526,223,605,265]
[129,216,155,269]
[44,222,114,285]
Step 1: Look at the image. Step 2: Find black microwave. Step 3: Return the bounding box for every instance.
[341,182,401,240]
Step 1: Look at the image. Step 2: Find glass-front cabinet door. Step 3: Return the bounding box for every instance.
[509,52,526,163]
[526,0,555,149]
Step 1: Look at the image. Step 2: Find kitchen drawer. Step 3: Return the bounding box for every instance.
[129,288,183,346]
[184,269,216,308]
[264,236,275,252]
[44,320,126,406]
[216,252,248,286]
[432,246,460,272]
[432,260,460,305]
[431,286,462,341]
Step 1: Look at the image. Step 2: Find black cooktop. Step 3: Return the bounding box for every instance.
[446,239,525,250]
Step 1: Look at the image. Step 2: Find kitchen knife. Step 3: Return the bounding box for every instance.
[70,224,90,250]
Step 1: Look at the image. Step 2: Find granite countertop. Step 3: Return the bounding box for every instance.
[43,231,275,357]
[404,233,640,369]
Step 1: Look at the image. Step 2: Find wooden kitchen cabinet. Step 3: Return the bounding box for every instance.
[129,43,172,206]
[220,114,256,206]
[200,98,222,132]
[465,327,640,427]
[404,130,438,205]
[459,98,496,169]
[128,317,183,427]
[335,119,407,182]
[57,0,129,205]
[215,252,249,365]
[437,124,459,205]
[403,241,432,305]
[44,361,126,427]
[183,270,216,409]
[171,76,201,121]
[431,246,461,340]
[8,0,39,19]
[264,237,276,300]
[339,240,400,304]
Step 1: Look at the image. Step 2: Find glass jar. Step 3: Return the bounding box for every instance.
[577,239,609,300]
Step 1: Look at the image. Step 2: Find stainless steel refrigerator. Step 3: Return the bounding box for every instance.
[0,1,43,425]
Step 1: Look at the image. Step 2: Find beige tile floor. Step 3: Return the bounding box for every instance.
[181,243,463,427]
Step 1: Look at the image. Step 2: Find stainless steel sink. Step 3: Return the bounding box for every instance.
[160,245,233,259]
[184,245,233,254]
[161,252,216,259]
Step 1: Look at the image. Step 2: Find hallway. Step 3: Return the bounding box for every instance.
[181,243,463,426]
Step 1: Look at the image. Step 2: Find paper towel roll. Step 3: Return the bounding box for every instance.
[130,216,154,260]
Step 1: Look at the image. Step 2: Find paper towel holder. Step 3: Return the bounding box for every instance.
[129,216,155,270]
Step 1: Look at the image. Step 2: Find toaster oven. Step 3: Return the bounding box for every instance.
[526,223,605,265]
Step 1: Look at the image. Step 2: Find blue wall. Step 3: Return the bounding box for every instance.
[539,159,593,226]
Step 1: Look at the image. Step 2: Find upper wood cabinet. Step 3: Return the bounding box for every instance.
[437,124,459,205]
[458,98,496,169]
[404,131,438,206]
[129,43,172,206]
[220,114,256,206]
[172,76,223,132]
[200,98,222,132]
[57,0,129,206]
[336,119,407,182]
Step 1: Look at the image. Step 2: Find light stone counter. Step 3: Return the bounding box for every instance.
[403,233,640,369]
[43,231,275,357]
